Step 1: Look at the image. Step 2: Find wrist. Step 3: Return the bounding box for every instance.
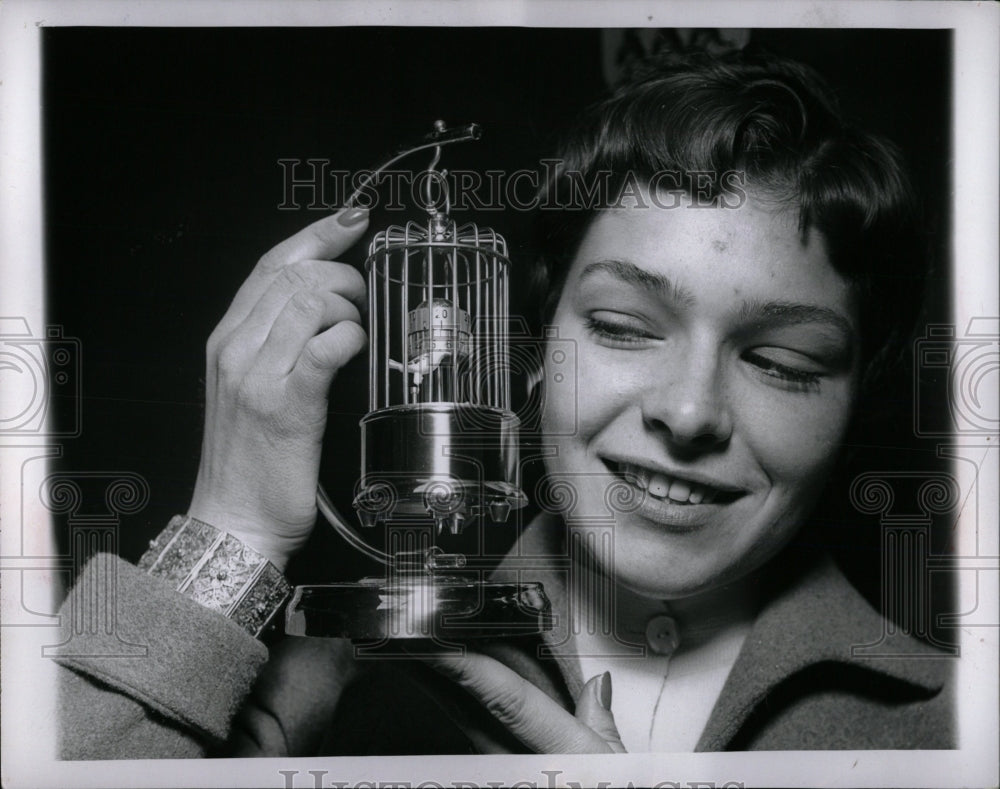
[187,514,294,573]
[187,499,312,572]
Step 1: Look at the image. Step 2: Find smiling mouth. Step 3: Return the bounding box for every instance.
[605,460,744,506]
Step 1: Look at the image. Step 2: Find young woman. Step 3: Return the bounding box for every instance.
[55,49,951,757]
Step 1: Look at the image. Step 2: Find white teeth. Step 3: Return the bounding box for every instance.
[620,463,719,505]
[622,465,649,489]
[647,473,670,498]
[667,479,691,503]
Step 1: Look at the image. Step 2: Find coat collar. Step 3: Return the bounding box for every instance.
[491,513,950,751]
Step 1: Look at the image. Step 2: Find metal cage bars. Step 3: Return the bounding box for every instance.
[365,217,512,413]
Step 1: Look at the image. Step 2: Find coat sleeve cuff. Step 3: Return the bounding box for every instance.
[53,553,270,743]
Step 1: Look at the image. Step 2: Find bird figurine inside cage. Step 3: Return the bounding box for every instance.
[285,121,550,643]
[400,298,471,401]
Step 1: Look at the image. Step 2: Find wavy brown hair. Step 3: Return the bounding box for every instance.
[529,48,926,396]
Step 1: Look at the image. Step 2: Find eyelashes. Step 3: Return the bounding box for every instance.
[583,316,658,345]
[583,315,825,393]
[741,350,823,393]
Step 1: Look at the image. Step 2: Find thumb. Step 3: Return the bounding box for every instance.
[575,672,627,753]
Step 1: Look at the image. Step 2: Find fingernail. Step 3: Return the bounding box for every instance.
[597,671,612,711]
[337,206,368,227]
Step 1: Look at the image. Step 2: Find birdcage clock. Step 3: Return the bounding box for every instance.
[285,122,552,642]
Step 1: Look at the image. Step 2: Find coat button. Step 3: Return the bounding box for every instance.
[645,614,680,656]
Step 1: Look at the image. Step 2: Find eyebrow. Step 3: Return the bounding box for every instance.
[737,299,856,340]
[580,259,696,307]
[580,258,855,339]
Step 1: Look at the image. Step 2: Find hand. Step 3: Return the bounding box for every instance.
[227,636,363,757]
[189,207,370,570]
[423,651,626,753]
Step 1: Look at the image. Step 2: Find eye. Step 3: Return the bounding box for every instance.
[743,348,824,393]
[584,312,660,348]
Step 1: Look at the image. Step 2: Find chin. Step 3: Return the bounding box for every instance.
[603,513,795,601]
[617,553,736,600]
[571,522,718,600]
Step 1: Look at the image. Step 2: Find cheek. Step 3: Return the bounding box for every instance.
[540,336,638,441]
[735,379,855,494]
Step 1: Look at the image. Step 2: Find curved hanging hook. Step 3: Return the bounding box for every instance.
[344,121,479,211]
[425,143,443,174]
[423,144,443,215]
[422,145,452,220]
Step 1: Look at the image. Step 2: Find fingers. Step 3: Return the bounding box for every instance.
[423,652,616,753]
[225,207,370,331]
[214,259,366,381]
[575,673,626,753]
[254,289,363,376]
[243,259,367,336]
[289,320,368,402]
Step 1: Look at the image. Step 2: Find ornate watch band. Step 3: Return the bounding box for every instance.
[139,514,291,638]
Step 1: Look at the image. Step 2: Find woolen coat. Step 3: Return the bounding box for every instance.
[56,516,953,759]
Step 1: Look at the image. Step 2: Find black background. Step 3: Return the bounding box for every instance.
[43,27,954,644]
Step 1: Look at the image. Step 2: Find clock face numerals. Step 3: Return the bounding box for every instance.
[407,299,472,360]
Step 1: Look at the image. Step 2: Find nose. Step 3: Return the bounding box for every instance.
[640,344,733,450]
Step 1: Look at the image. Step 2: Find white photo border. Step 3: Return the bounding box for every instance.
[1,2,996,788]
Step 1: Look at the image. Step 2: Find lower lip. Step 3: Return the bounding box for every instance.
[616,479,735,532]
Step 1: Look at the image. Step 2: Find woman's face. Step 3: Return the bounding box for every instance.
[540,190,860,600]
